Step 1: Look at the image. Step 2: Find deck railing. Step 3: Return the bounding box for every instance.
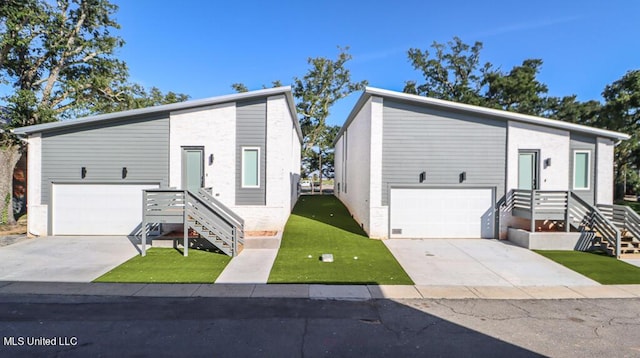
[510,189,620,257]
[141,189,244,257]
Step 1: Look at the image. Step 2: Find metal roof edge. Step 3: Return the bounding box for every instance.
[364,87,630,141]
[332,91,372,146]
[12,86,294,135]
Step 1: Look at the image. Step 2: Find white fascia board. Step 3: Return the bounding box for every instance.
[364,87,630,141]
[13,86,296,135]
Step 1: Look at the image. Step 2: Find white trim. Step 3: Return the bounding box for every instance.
[334,87,630,144]
[241,147,260,188]
[13,86,303,142]
[573,150,591,190]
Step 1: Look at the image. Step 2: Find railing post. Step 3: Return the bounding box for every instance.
[565,191,571,232]
[530,190,536,232]
[232,227,237,257]
[183,190,189,257]
[142,190,147,257]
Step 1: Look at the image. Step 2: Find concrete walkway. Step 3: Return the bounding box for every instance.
[214,232,282,284]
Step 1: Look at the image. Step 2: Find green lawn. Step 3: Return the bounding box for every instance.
[268,195,413,285]
[94,248,231,283]
[535,250,640,284]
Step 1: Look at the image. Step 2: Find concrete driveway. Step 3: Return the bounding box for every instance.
[0,236,139,282]
[384,239,599,286]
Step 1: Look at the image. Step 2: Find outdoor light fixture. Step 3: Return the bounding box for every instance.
[544,158,552,168]
[81,167,87,179]
[459,171,467,183]
[122,167,128,179]
[419,171,426,183]
[209,153,214,165]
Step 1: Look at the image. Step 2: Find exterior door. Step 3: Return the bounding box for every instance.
[182,147,204,193]
[518,151,538,190]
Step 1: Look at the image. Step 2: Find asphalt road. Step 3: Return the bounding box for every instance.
[0,295,639,357]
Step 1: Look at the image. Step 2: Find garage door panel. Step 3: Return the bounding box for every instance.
[390,188,494,239]
[52,184,159,235]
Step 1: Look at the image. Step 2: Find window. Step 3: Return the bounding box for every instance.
[242,147,260,188]
[573,151,590,190]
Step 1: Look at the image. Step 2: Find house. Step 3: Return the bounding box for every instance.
[333,87,633,252]
[13,87,302,246]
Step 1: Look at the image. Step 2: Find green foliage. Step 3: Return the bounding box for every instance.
[231,83,249,93]
[294,47,367,182]
[269,195,413,284]
[405,37,487,105]
[91,84,190,114]
[483,59,550,115]
[1,0,129,131]
[405,37,579,118]
[599,70,640,187]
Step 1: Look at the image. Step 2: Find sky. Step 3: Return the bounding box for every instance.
[110,1,639,126]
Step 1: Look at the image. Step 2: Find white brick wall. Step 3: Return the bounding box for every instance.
[169,103,236,206]
[368,97,388,238]
[337,98,372,235]
[507,121,570,191]
[26,133,47,236]
[596,137,614,205]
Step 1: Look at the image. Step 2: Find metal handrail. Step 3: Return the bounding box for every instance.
[141,189,244,257]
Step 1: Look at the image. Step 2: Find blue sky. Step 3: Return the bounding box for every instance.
[107,1,638,125]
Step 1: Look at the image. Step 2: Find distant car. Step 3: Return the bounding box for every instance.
[300,180,311,188]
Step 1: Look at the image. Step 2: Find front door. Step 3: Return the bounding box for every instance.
[518,151,538,190]
[182,147,204,193]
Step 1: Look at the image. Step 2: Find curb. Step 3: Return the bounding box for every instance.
[0,282,639,300]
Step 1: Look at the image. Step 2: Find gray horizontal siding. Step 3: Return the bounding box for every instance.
[236,99,266,205]
[569,133,596,205]
[41,114,170,205]
[382,100,507,206]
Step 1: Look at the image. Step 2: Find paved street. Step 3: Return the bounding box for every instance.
[1,294,639,357]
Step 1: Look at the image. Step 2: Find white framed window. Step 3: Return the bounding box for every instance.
[573,150,590,190]
[242,147,260,188]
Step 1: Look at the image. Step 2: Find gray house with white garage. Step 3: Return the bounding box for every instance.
[14,87,302,244]
[334,87,633,253]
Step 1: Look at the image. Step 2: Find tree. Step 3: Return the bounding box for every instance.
[294,47,367,193]
[404,37,489,106]
[0,0,187,225]
[598,70,640,196]
[483,59,550,116]
[92,84,190,113]
[302,124,339,182]
[230,80,284,93]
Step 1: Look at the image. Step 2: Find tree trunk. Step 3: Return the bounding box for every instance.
[0,145,22,226]
[318,150,323,195]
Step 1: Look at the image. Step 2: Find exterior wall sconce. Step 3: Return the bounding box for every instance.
[459,171,466,183]
[419,171,426,183]
[544,158,551,168]
[209,154,214,165]
[81,167,87,179]
[122,167,128,179]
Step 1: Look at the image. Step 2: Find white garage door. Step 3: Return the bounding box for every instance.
[389,188,494,239]
[52,183,159,235]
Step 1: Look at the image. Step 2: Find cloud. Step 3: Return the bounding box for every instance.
[466,15,583,39]
[352,46,408,64]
